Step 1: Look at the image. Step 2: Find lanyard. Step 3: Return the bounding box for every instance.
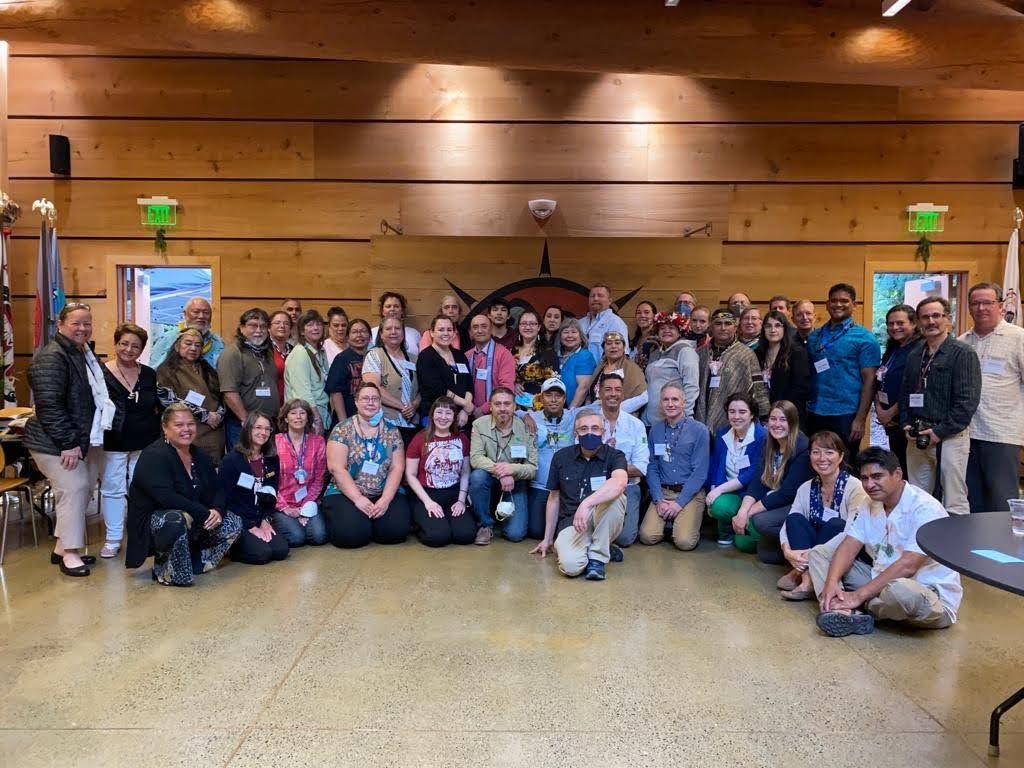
[287,433,308,474]
[661,420,685,461]
[474,341,496,400]
[814,319,853,355]
[917,344,940,392]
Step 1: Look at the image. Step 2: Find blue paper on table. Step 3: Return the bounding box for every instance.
[971,549,1024,564]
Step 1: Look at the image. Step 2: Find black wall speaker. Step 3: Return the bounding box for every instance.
[48,134,70,176]
[1014,123,1024,190]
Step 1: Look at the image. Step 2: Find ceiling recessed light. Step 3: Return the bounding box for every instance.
[882,0,913,16]
[665,0,680,6]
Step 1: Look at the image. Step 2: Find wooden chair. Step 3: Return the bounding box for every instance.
[0,445,38,566]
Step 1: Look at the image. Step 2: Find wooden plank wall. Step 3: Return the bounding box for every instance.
[5,53,1024,402]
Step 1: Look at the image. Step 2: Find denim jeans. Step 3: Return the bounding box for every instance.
[468,468,529,542]
[271,510,329,547]
[615,483,642,547]
[527,486,550,540]
[224,414,242,452]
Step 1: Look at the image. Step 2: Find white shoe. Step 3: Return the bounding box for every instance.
[100,541,121,559]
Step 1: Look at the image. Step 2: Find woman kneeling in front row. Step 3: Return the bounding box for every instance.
[221,412,290,565]
[272,398,329,547]
[323,381,411,547]
[126,404,243,586]
[405,396,476,547]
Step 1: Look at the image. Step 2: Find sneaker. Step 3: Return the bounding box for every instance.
[609,545,624,563]
[100,541,121,559]
[474,526,493,546]
[816,610,875,637]
[584,559,606,581]
[717,533,734,547]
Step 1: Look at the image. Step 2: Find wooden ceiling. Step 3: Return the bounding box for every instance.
[0,0,1023,90]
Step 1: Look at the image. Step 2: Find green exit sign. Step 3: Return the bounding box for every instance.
[145,205,173,226]
[910,211,940,232]
[907,203,947,234]
[137,195,178,227]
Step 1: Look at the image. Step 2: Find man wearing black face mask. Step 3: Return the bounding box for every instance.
[529,411,628,581]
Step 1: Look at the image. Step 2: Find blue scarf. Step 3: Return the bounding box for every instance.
[809,470,848,525]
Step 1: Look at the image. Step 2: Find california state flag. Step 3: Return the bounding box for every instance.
[1004,228,1023,327]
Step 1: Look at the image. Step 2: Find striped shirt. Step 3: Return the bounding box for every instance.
[958,321,1024,446]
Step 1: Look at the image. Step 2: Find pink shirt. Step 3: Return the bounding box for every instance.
[470,341,516,414]
[274,432,327,509]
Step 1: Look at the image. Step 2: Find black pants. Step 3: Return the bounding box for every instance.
[231,522,290,565]
[884,423,909,478]
[806,412,860,462]
[323,491,411,548]
[411,485,476,547]
[750,504,790,565]
[966,439,1020,513]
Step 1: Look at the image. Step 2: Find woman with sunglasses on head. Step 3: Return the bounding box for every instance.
[221,411,289,565]
[322,382,410,548]
[405,397,476,547]
[99,322,162,560]
[756,310,811,427]
[539,305,564,355]
[630,300,659,372]
[25,302,115,577]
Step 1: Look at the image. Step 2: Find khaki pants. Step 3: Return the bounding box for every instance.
[808,543,952,629]
[638,488,706,551]
[31,447,102,550]
[906,427,971,516]
[554,494,626,577]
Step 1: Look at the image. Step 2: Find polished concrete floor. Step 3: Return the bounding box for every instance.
[0,516,1022,768]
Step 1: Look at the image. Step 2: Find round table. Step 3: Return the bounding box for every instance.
[918,512,1024,756]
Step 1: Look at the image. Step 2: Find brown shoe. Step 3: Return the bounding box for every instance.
[780,585,815,601]
[474,526,493,546]
[776,570,800,591]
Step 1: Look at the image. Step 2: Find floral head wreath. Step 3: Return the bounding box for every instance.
[653,311,689,331]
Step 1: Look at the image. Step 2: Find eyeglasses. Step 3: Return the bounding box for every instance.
[357,396,381,404]
[969,300,999,308]
[251,426,273,433]
[575,425,604,435]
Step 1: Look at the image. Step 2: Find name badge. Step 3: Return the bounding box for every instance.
[709,376,721,389]
[185,389,206,407]
[510,445,527,459]
[237,473,256,489]
[878,392,889,406]
[822,507,840,522]
[294,486,308,502]
[255,386,273,398]
[400,360,417,372]
[361,460,381,475]
[983,358,1007,375]
[476,368,489,381]
[590,476,606,491]
[654,443,667,456]
[909,393,925,408]
[455,363,469,374]
[737,455,751,469]
[814,358,831,374]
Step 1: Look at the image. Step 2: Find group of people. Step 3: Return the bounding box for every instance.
[22,278,1023,638]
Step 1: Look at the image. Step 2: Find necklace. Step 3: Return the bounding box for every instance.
[113,361,140,396]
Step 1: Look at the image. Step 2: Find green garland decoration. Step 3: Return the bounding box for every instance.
[914,235,931,270]
[154,227,167,255]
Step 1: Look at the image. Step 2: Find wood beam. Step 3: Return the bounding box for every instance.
[0,1,1022,89]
